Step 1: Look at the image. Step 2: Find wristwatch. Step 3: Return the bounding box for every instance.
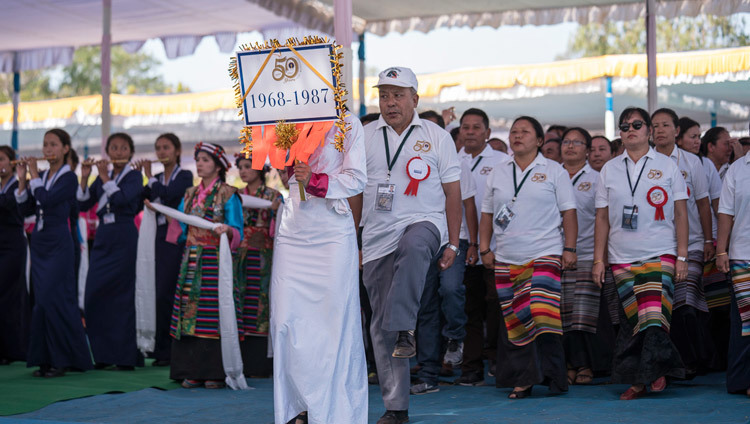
[446,244,459,254]
[677,256,687,262]
[563,247,576,253]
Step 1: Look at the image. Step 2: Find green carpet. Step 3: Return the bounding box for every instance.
[0,360,180,416]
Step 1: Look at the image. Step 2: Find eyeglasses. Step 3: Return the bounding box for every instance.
[562,139,586,147]
[619,120,645,132]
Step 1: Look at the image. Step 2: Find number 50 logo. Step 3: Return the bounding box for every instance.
[272,57,300,81]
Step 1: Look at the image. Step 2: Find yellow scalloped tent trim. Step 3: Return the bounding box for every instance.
[1,46,748,125]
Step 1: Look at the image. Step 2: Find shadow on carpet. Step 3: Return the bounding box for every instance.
[0,360,179,416]
[3,372,749,423]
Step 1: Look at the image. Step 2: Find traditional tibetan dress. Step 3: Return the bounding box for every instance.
[168,178,243,381]
[235,185,281,377]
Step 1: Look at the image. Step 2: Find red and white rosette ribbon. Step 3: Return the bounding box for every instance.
[647,186,668,221]
[404,156,430,196]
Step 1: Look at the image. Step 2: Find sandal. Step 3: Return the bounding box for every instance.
[181,379,203,389]
[204,380,226,389]
[508,386,532,399]
[574,368,593,385]
[567,369,577,385]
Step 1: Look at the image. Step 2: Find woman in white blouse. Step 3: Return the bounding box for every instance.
[479,116,577,399]
[592,107,689,400]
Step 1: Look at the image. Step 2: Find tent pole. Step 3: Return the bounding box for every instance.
[646,0,657,113]
[101,0,112,156]
[605,76,615,140]
[334,0,354,109]
[11,52,20,152]
[358,33,366,117]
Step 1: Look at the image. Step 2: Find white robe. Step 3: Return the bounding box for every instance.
[271,115,368,424]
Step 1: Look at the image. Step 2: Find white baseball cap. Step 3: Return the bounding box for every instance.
[374,67,418,91]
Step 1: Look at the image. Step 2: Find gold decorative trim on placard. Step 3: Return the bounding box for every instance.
[228,36,349,159]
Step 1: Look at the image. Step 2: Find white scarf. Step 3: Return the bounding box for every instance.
[77,216,89,311]
[135,202,250,390]
[240,194,273,209]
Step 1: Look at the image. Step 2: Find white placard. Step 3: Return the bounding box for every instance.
[237,44,338,126]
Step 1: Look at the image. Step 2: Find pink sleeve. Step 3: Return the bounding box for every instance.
[166,218,183,244]
[229,227,241,250]
[305,172,329,198]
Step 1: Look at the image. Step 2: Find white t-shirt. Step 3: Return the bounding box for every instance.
[718,151,750,260]
[458,159,478,231]
[595,148,688,264]
[361,110,461,264]
[567,163,599,261]
[666,147,709,251]
[458,145,508,262]
[702,158,723,239]
[482,153,576,265]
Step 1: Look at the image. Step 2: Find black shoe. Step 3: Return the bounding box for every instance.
[112,365,135,371]
[377,410,409,424]
[32,365,50,378]
[392,330,416,358]
[94,362,111,370]
[488,363,496,378]
[152,360,170,367]
[443,339,463,366]
[455,371,485,386]
[508,386,532,399]
[0,358,11,365]
[368,371,379,385]
[44,367,66,378]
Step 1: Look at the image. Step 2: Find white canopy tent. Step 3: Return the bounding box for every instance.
[2,0,749,150]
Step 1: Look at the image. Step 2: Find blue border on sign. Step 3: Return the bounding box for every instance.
[237,44,338,127]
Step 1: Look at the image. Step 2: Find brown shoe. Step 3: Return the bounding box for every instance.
[392,331,416,358]
[620,386,646,400]
[650,376,667,392]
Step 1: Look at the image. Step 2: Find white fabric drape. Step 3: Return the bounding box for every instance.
[77,216,89,311]
[240,194,273,209]
[135,203,249,390]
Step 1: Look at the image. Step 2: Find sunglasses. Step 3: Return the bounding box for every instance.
[619,120,645,132]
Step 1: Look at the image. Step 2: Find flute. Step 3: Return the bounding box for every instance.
[10,156,56,165]
[83,158,169,165]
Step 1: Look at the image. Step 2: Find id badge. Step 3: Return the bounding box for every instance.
[103,213,116,225]
[36,217,44,231]
[157,215,167,226]
[494,203,515,230]
[621,205,638,230]
[375,183,395,212]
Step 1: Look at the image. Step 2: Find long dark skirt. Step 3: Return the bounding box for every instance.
[611,304,685,385]
[496,330,568,393]
[0,226,30,362]
[241,336,273,377]
[27,226,91,370]
[563,295,616,376]
[152,224,184,362]
[708,305,731,371]
[84,221,142,367]
[670,306,714,376]
[170,336,224,381]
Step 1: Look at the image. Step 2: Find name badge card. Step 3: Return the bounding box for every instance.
[375,183,396,212]
[495,203,515,230]
[622,205,638,230]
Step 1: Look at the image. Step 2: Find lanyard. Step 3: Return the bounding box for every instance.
[471,156,484,172]
[383,126,416,179]
[571,169,585,186]
[511,162,534,202]
[626,156,648,200]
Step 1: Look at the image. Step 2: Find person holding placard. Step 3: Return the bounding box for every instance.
[166,142,243,389]
[234,155,281,377]
[716,147,750,398]
[136,133,194,366]
[0,145,30,365]
[592,107,688,400]
[270,111,368,423]
[357,67,462,424]
[15,129,92,377]
[480,116,577,399]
